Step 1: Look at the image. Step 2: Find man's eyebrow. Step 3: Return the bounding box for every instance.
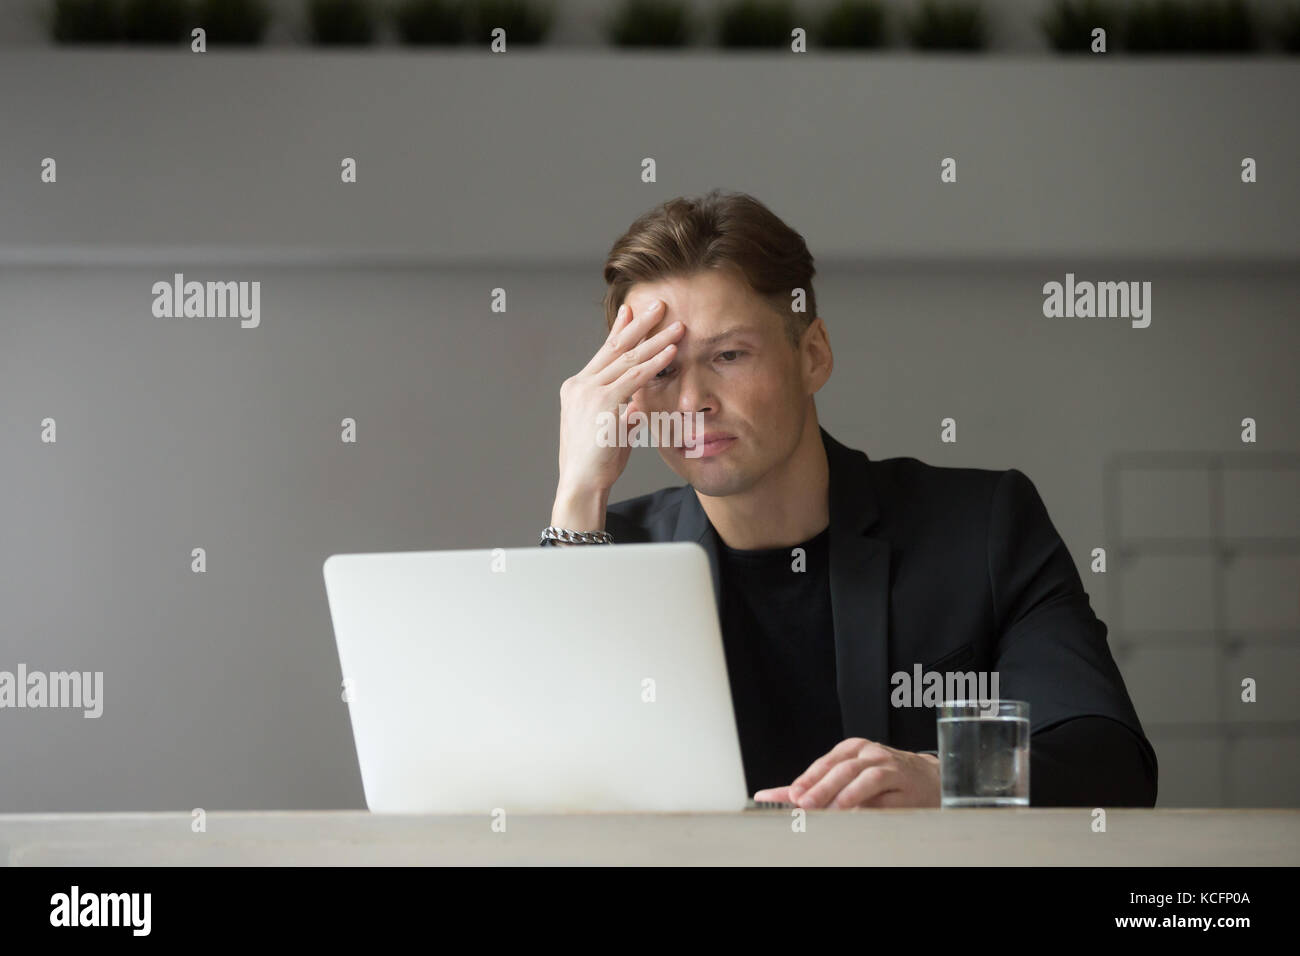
[694,326,761,347]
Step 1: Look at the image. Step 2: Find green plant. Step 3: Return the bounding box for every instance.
[1190,0,1256,50]
[817,0,887,49]
[1123,0,1192,50]
[51,0,121,42]
[1283,3,1300,52]
[607,0,694,47]
[307,0,378,44]
[1041,0,1121,52]
[465,0,555,45]
[121,0,190,42]
[716,0,796,48]
[393,0,467,44]
[1124,0,1257,53]
[195,0,272,44]
[905,0,986,51]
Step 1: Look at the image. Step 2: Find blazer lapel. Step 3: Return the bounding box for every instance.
[670,483,722,610]
[821,428,892,743]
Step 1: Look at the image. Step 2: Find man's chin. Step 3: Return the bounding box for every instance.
[684,468,755,499]
[660,448,755,496]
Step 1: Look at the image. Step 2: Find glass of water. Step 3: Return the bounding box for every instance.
[937,699,1030,808]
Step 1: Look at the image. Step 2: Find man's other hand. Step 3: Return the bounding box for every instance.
[753,738,941,809]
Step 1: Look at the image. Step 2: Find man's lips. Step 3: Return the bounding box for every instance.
[682,434,736,458]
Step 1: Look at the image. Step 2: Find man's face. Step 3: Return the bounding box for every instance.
[624,268,821,498]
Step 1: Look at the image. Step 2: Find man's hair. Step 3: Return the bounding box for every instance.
[601,189,817,347]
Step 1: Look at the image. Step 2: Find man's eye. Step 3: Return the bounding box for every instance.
[654,366,673,379]
[718,350,744,362]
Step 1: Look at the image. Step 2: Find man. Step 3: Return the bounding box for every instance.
[544,188,1157,809]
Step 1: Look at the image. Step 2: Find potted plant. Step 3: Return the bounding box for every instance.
[716,0,797,48]
[905,0,987,51]
[121,0,191,42]
[1283,3,1300,52]
[393,0,467,45]
[606,0,695,48]
[307,0,379,45]
[464,0,555,46]
[1041,0,1122,52]
[195,0,272,44]
[51,0,121,42]
[817,0,888,49]
[1123,0,1257,53]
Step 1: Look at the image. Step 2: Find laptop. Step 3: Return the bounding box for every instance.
[323,542,791,813]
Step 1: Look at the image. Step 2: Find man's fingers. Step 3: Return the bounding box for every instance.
[823,765,901,809]
[582,300,668,380]
[608,340,677,406]
[594,319,682,387]
[613,299,663,352]
[789,738,870,795]
[793,757,870,809]
[578,304,634,377]
[753,786,793,803]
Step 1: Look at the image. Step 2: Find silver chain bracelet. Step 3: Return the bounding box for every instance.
[540,526,614,546]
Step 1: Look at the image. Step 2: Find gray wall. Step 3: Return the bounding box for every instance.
[2,55,1297,260]
[1,52,1296,811]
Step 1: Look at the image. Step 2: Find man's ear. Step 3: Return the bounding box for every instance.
[801,317,833,392]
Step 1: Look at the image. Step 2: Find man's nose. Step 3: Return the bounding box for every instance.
[674,367,715,415]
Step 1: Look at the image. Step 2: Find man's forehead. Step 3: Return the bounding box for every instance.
[625,275,772,334]
[627,269,753,309]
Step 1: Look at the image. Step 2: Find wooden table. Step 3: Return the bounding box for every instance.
[2,809,1295,865]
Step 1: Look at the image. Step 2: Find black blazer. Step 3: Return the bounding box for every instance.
[602,427,1158,801]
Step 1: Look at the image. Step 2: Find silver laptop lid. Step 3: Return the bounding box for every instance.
[323,542,748,812]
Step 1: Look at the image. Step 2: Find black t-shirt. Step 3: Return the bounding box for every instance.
[716,525,843,795]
